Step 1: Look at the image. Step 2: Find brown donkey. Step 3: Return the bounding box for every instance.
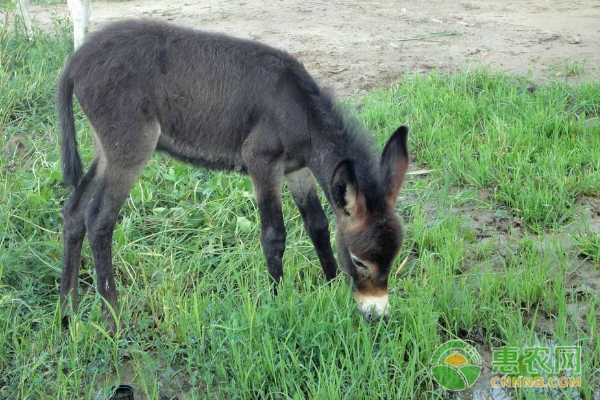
[57,19,409,331]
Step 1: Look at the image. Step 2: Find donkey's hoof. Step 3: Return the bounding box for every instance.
[61,315,71,330]
[105,320,118,336]
[109,384,134,400]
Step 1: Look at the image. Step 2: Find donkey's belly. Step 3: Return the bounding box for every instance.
[155,134,248,173]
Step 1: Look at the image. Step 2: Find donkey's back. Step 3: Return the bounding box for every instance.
[61,19,318,183]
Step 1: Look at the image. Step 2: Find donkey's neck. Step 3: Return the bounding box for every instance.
[306,142,343,204]
[306,125,380,205]
[299,89,380,205]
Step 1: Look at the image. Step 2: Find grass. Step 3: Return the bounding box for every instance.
[361,71,600,231]
[1,17,599,400]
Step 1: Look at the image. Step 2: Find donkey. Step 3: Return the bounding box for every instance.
[58,19,409,331]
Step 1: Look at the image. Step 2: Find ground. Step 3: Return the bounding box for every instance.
[1,1,600,399]
[29,0,600,95]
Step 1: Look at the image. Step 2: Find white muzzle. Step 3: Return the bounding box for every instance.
[354,293,390,321]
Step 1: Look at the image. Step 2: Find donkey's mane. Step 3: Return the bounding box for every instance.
[325,98,380,196]
[288,64,381,200]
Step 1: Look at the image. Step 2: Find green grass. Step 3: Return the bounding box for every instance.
[573,233,600,263]
[361,71,600,232]
[1,19,599,399]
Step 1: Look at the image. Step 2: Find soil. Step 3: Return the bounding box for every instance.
[28,0,600,96]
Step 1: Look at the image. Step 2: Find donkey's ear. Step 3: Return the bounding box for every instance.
[380,125,409,206]
[331,159,366,219]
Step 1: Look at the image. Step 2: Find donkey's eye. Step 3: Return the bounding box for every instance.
[351,255,368,270]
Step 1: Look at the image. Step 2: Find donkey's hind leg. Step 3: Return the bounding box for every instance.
[60,159,99,327]
[84,121,159,332]
[286,168,337,281]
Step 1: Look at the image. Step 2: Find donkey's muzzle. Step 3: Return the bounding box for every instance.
[354,292,390,322]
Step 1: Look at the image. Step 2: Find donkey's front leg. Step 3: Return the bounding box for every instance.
[244,156,286,290]
[286,168,337,281]
[254,173,287,288]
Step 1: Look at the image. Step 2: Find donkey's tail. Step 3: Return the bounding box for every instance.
[57,69,83,187]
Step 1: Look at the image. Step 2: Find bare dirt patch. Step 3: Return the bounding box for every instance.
[28,0,600,96]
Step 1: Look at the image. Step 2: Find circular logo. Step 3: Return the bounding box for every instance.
[430,340,482,391]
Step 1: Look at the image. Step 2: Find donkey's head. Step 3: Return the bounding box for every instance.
[331,126,409,321]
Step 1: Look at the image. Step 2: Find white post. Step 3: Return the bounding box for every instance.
[17,0,33,37]
[67,0,92,50]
